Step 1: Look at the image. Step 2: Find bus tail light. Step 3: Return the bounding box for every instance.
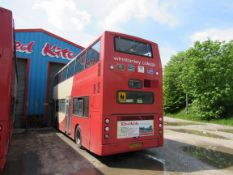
[104,118,110,140]
[105,118,110,124]
[105,126,110,132]
[0,124,2,132]
[109,65,114,70]
[158,116,163,135]
[104,134,109,139]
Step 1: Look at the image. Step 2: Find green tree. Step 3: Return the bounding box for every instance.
[163,52,186,113]
[164,40,233,120]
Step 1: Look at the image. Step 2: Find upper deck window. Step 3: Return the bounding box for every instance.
[114,36,153,58]
[75,53,85,74]
[86,40,101,68]
[67,61,75,79]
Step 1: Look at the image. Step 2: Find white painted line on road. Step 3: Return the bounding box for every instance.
[146,154,168,175]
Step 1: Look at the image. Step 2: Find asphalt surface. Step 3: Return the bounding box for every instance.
[1,117,233,175]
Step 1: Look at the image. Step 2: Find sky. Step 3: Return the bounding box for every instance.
[1,0,233,66]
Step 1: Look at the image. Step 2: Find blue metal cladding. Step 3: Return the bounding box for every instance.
[15,30,82,116]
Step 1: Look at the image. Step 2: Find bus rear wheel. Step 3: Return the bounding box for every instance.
[75,126,82,149]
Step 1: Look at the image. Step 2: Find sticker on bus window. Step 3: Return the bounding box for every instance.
[128,64,135,72]
[147,68,154,75]
[138,66,144,73]
[117,64,125,71]
[118,92,126,103]
[137,99,143,103]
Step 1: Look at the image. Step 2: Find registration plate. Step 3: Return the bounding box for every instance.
[128,142,143,149]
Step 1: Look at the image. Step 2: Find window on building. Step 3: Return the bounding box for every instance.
[73,97,89,117]
[85,41,101,68]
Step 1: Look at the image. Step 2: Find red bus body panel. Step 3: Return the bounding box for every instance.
[54,31,163,156]
[0,7,16,170]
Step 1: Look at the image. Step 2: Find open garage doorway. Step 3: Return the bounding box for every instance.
[15,58,29,128]
[45,62,65,126]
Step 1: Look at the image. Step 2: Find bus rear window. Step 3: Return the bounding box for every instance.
[117,91,154,104]
[114,36,153,58]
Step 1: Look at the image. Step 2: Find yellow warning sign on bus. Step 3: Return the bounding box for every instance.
[118,92,126,103]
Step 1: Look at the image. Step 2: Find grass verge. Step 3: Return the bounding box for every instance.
[166,109,233,127]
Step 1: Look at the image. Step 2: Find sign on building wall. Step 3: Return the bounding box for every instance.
[16,41,79,60]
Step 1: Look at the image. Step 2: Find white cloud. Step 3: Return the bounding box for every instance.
[1,0,182,49]
[191,28,233,43]
[33,0,90,32]
[152,0,179,27]
[101,0,179,30]
[67,32,95,48]
[159,45,177,66]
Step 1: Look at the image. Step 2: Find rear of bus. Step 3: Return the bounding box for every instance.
[99,31,163,155]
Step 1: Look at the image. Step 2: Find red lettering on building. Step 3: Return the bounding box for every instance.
[16,41,35,54]
[42,42,75,60]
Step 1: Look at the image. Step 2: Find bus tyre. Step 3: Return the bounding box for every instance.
[75,127,82,149]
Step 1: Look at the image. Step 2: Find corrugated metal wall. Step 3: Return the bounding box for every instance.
[15,30,82,118]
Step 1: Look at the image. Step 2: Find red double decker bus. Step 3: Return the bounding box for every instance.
[53,31,163,155]
[0,7,17,170]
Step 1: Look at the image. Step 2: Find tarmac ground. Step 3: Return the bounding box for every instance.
[2,117,233,175]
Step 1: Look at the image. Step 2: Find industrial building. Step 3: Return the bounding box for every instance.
[15,29,83,127]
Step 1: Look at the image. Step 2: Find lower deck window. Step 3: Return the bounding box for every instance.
[73,97,89,117]
[58,99,65,113]
[117,91,154,104]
